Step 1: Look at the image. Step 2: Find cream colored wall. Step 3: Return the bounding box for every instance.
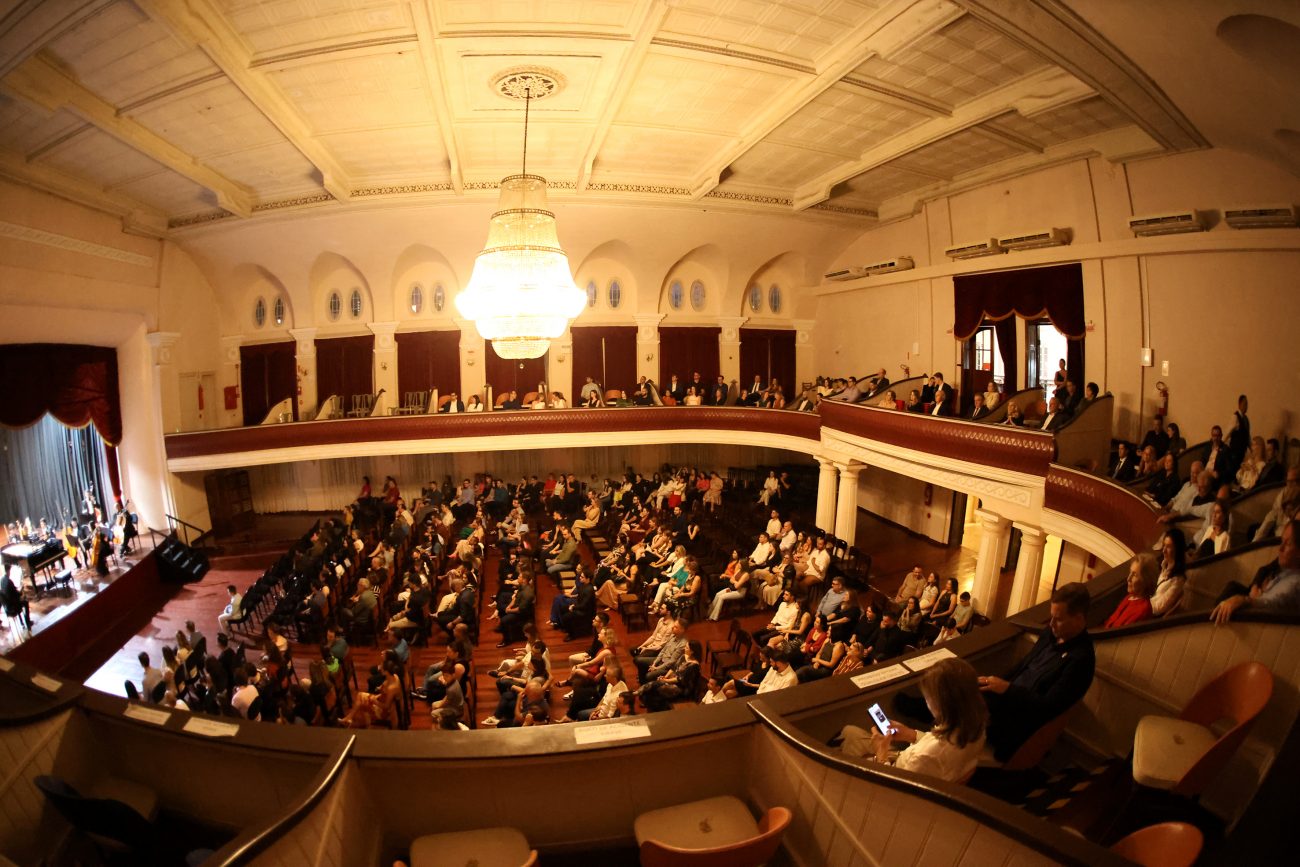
[817,148,1300,444]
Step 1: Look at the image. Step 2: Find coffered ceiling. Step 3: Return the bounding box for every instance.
[2,0,1282,237]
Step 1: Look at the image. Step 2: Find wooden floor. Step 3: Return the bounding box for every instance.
[77,502,1005,731]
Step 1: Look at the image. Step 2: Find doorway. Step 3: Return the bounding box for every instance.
[485,344,548,400]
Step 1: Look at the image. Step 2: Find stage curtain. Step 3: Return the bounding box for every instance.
[396,330,461,398]
[0,344,121,445]
[0,413,113,526]
[658,327,720,388]
[953,263,1085,340]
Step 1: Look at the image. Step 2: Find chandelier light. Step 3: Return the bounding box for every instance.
[455,81,584,360]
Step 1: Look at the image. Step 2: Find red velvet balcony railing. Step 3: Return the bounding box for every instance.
[1044,465,1164,555]
[817,400,1057,477]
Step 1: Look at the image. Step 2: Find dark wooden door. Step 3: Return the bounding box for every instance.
[239,341,297,425]
[739,328,794,395]
[570,326,637,398]
[658,326,720,388]
[315,335,374,406]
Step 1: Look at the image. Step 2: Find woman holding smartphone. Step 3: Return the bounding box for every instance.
[837,657,987,783]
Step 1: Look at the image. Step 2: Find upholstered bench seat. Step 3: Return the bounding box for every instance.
[1132,715,1217,790]
[633,794,759,852]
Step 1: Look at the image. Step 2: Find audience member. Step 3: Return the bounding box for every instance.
[1211,519,1300,624]
[1103,554,1157,627]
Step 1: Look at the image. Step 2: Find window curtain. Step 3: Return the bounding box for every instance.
[395,330,460,397]
[570,326,637,397]
[315,335,375,406]
[993,316,1018,394]
[0,413,112,525]
[239,341,297,426]
[953,264,1085,341]
[739,328,796,393]
[657,327,720,387]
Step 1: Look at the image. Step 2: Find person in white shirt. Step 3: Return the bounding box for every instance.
[699,675,734,705]
[798,537,832,594]
[757,649,798,694]
[894,565,926,608]
[1254,466,1300,542]
[839,657,987,783]
[778,521,797,554]
[231,671,259,718]
[748,533,775,569]
[765,509,782,539]
[217,584,243,635]
[138,652,163,700]
[465,395,483,412]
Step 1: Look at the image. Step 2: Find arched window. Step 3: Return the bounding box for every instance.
[409,283,423,314]
[769,284,782,313]
[690,280,706,311]
[272,296,285,326]
[587,280,598,308]
[253,297,266,328]
[328,290,342,321]
[433,284,445,312]
[668,280,683,309]
[349,288,363,318]
[608,279,622,309]
[748,284,763,312]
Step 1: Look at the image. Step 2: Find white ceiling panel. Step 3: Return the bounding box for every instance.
[215,0,413,57]
[987,96,1133,149]
[767,83,930,155]
[725,140,849,188]
[125,79,290,159]
[44,1,219,106]
[436,0,641,33]
[593,126,731,182]
[35,126,176,189]
[204,140,323,197]
[0,95,86,157]
[458,120,593,180]
[269,51,435,134]
[618,51,800,135]
[320,125,450,181]
[112,168,216,215]
[660,0,884,64]
[890,127,1025,179]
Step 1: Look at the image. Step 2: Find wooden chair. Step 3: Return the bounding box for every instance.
[1132,660,1273,796]
[346,393,374,418]
[1001,704,1076,772]
[408,827,536,867]
[635,797,791,867]
[1110,822,1203,867]
[711,630,752,678]
[705,618,742,670]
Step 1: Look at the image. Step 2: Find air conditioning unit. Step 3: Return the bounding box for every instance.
[823,266,869,282]
[1224,205,1298,229]
[862,256,914,275]
[1128,210,1204,236]
[944,239,1004,260]
[998,227,1071,250]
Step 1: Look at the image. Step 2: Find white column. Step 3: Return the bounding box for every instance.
[717,315,747,396]
[970,509,1011,616]
[290,326,317,419]
[793,318,815,394]
[634,313,664,385]
[549,327,574,402]
[832,461,864,546]
[146,331,181,434]
[219,335,242,427]
[368,320,398,414]
[1007,523,1048,615]
[815,457,838,534]
[456,318,485,399]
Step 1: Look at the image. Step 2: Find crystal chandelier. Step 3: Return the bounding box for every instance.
[455,85,585,360]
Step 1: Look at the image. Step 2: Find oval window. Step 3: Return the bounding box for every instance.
[272,296,285,326]
[668,280,683,309]
[328,290,342,321]
[690,280,706,311]
[586,280,598,308]
[253,297,266,328]
[748,284,763,312]
[608,280,622,309]
[769,284,782,313]
[409,283,423,314]
[433,284,445,312]
[349,288,363,318]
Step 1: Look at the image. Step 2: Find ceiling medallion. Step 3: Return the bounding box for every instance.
[493,67,564,101]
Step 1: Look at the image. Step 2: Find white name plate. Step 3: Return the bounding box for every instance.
[903,647,957,672]
[850,664,909,690]
[572,719,651,744]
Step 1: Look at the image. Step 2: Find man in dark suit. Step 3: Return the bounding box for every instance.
[1258,438,1286,487]
[919,374,935,405]
[501,390,521,409]
[441,392,465,413]
[665,374,685,403]
[929,373,952,417]
[970,392,991,421]
[1040,397,1067,432]
[710,375,728,406]
[740,375,764,406]
[1200,425,1236,485]
[1109,441,1138,481]
[1061,379,1083,416]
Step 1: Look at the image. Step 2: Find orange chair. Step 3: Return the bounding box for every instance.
[635,796,791,867]
[1110,822,1203,867]
[1132,661,1273,796]
[1001,704,1076,772]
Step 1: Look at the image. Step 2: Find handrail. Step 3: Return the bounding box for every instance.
[0,660,84,726]
[166,513,210,547]
[202,735,356,867]
[746,700,1133,867]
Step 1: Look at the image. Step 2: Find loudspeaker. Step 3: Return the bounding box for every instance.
[156,536,210,583]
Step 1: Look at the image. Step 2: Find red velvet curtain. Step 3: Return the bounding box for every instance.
[396,330,460,396]
[954,264,1085,340]
[658,327,720,387]
[739,328,796,393]
[993,316,1019,394]
[0,344,122,445]
[240,341,297,426]
[316,335,374,405]
[485,344,548,398]
[571,326,637,397]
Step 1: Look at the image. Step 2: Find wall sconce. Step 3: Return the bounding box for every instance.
[557,354,566,363]
[380,361,388,371]
[466,350,476,367]
[644,352,655,362]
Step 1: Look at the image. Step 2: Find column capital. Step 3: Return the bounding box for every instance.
[145,331,181,365]
[289,327,318,357]
[367,320,399,350]
[792,318,815,345]
[815,455,839,470]
[975,508,1010,530]
[219,335,242,365]
[1012,522,1047,545]
[633,313,665,344]
[717,316,748,344]
[834,460,865,477]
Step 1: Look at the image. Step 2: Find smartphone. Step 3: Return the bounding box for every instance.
[867,702,892,736]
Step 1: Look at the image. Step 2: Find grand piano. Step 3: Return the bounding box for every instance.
[2,538,67,588]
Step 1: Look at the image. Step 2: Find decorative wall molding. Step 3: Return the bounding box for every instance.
[0,220,153,267]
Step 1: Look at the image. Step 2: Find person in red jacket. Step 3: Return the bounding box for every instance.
[1104,553,1158,628]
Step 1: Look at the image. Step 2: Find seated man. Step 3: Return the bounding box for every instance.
[545,525,579,575]
[1145,453,1182,506]
[1212,519,1299,624]
[1254,467,1300,542]
[494,572,535,647]
[970,582,1095,762]
[893,565,926,608]
[969,392,990,420]
[1039,396,1067,432]
[1109,441,1138,481]
[635,620,686,683]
